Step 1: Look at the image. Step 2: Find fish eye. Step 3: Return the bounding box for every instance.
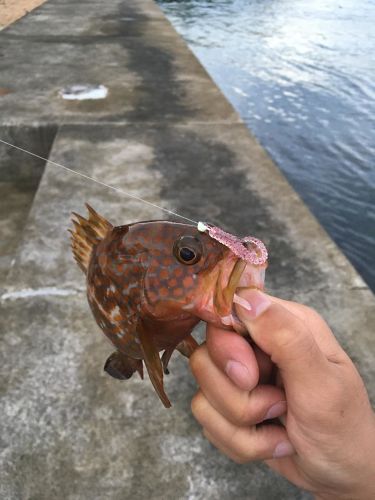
[173,236,203,265]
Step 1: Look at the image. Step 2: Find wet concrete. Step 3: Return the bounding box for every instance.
[0,1,237,126]
[0,126,56,283]
[0,1,374,499]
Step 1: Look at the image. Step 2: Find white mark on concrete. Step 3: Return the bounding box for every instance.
[161,435,202,464]
[1,287,80,301]
[59,84,108,100]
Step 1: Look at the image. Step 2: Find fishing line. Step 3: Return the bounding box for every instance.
[0,138,199,225]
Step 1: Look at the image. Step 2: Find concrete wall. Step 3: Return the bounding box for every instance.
[0,1,373,498]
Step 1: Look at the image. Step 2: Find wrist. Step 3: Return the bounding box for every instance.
[315,415,375,500]
[315,489,375,500]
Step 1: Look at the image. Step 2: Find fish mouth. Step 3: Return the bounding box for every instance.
[214,255,267,333]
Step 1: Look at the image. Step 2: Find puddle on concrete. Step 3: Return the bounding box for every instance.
[0,126,56,284]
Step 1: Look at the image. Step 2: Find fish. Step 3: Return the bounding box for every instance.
[70,204,267,407]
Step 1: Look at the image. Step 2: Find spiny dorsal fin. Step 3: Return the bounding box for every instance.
[70,204,113,274]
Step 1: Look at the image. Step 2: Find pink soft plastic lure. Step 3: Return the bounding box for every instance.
[198,222,268,266]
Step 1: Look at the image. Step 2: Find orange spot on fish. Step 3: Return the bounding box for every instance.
[174,267,183,278]
[147,291,158,302]
[183,276,194,288]
[159,269,168,280]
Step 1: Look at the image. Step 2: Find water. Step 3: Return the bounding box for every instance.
[157,0,375,291]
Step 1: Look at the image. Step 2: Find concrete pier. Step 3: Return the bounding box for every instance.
[0,1,374,499]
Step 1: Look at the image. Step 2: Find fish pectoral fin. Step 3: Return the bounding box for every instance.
[161,347,175,375]
[161,335,199,375]
[104,351,143,380]
[177,334,199,358]
[139,328,171,408]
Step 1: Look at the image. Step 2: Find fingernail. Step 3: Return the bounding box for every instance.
[273,441,295,459]
[233,293,252,311]
[264,401,287,421]
[236,290,272,320]
[225,360,253,390]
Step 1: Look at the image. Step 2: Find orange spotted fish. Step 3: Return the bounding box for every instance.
[70,204,268,407]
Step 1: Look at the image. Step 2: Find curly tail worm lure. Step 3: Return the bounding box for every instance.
[197,222,268,266]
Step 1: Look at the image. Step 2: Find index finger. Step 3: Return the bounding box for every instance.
[205,323,260,391]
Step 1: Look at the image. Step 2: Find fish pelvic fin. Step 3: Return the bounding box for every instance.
[139,326,172,408]
[177,334,199,358]
[70,203,113,273]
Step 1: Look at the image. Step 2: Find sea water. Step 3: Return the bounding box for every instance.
[157,0,375,291]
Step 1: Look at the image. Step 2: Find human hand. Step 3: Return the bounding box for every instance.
[190,289,375,499]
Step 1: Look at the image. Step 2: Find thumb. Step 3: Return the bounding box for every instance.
[234,289,330,393]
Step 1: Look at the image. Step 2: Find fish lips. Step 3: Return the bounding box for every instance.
[216,256,267,333]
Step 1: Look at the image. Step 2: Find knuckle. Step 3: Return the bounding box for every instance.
[227,387,276,427]
[298,303,319,319]
[231,394,255,426]
[225,425,241,450]
[276,323,316,359]
[191,391,206,420]
[231,455,249,464]
[226,427,257,462]
[237,442,257,462]
[305,305,328,330]
[189,345,207,375]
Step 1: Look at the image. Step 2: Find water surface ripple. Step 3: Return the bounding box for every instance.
[158,0,375,291]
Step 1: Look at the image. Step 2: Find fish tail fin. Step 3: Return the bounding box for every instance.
[70,203,113,273]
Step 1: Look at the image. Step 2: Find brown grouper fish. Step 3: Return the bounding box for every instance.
[70,204,268,407]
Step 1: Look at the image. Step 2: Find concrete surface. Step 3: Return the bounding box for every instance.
[0,1,374,499]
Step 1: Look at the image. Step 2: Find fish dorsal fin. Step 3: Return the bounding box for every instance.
[70,203,113,273]
[85,203,113,238]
